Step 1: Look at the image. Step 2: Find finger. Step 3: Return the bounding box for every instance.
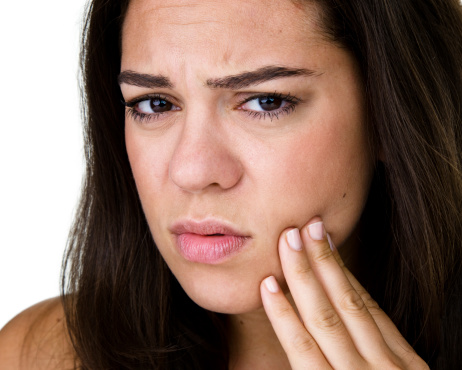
[260,276,331,369]
[332,248,421,362]
[299,221,398,363]
[278,227,365,367]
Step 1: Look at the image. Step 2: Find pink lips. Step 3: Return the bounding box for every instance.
[170,221,250,264]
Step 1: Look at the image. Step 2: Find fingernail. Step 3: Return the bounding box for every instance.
[286,228,303,251]
[327,233,336,251]
[308,221,325,241]
[264,276,279,293]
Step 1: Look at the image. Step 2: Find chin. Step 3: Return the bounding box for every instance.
[189,289,264,315]
[172,266,277,315]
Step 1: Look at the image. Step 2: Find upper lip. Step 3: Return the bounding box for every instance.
[169,219,248,237]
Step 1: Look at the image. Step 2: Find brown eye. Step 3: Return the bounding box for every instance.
[258,96,283,111]
[240,95,290,113]
[137,98,173,113]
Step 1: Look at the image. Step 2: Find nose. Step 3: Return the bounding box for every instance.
[169,115,243,193]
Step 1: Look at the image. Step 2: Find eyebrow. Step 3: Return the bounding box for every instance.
[206,66,318,89]
[118,70,173,88]
[118,65,318,90]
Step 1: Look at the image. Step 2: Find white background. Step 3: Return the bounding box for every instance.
[0,1,87,329]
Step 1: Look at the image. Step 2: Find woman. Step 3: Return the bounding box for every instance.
[1,0,461,368]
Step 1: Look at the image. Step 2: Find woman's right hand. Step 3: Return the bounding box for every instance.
[260,218,429,369]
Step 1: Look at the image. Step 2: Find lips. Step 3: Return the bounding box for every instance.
[170,220,250,264]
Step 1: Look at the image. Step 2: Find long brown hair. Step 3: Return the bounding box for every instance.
[62,0,462,368]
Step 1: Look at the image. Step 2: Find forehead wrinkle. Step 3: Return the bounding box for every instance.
[165,20,230,27]
[129,0,201,11]
[130,1,224,21]
[128,0,307,30]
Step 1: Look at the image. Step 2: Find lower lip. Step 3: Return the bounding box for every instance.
[176,233,248,264]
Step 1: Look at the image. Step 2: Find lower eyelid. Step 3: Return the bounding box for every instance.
[126,107,165,124]
[242,103,297,120]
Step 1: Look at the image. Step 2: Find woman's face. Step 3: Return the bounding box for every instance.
[121,0,374,314]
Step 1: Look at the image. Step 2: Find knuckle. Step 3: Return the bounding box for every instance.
[274,304,294,320]
[290,332,317,354]
[338,288,366,315]
[313,306,343,332]
[311,247,333,265]
[403,350,430,369]
[293,262,313,279]
[360,292,381,314]
[366,350,421,370]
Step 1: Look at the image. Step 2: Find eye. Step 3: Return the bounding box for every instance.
[237,93,300,120]
[123,94,180,123]
[133,97,175,114]
[241,96,288,112]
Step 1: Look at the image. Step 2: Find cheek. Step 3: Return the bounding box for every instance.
[124,126,173,241]
[250,115,373,245]
[125,126,169,195]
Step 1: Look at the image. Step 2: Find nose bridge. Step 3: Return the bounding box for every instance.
[169,110,243,193]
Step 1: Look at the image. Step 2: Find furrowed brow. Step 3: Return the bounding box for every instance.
[206,66,318,89]
[118,70,173,88]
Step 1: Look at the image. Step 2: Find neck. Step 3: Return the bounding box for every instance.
[227,301,291,370]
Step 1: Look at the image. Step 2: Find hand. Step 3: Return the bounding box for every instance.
[260,218,429,369]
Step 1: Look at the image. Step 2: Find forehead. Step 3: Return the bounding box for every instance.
[121,0,325,74]
[124,0,311,29]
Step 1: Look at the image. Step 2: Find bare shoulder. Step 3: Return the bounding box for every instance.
[0,297,77,370]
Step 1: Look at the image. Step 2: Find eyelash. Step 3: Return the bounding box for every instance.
[238,92,300,121]
[123,94,173,123]
[122,92,301,123]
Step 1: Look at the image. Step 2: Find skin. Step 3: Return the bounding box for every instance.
[0,298,74,369]
[121,0,429,368]
[0,0,428,368]
[122,0,371,315]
